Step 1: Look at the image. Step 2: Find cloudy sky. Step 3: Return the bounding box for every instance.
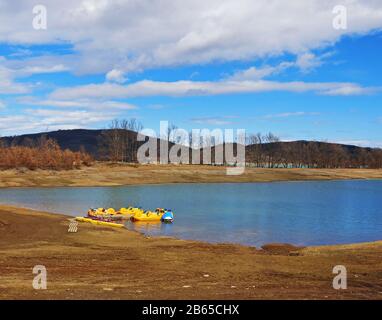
[0,0,381,147]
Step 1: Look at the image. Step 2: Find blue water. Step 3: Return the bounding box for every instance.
[0,180,381,247]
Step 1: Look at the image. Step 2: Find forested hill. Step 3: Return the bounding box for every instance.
[245,140,382,168]
[1,129,111,158]
[1,129,381,168]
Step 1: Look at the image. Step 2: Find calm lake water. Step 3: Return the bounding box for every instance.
[1,180,381,247]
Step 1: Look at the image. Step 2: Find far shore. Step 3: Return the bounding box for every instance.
[1,204,381,299]
[1,162,382,188]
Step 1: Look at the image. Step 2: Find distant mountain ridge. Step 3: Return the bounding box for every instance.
[1,129,381,168]
[1,129,108,158]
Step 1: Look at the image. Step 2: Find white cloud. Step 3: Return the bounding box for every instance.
[0,56,69,95]
[0,1,381,74]
[0,1,381,135]
[0,62,31,94]
[1,92,138,135]
[20,64,68,75]
[1,94,137,135]
[295,52,322,71]
[229,51,334,81]
[320,85,379,96]
[263,112,320,119]
[50,78,375,100]
[106,69,127,84]
[18,96,137,110]
[0,115,33,131]
[0,109,117,135]
[229,62,294,81]
[25,108,116,125]
[3,57,70,77]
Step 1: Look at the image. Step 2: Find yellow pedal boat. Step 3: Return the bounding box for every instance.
[130,210,164,222]
[88,207,143,217]
[88,207,116,217]
[76,217,124,228]
[118,207,144,216]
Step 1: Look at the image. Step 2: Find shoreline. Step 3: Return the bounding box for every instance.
[1,163,382,188]
[1,176,382,190]
[1,204,382,299]
[0,203,381,249]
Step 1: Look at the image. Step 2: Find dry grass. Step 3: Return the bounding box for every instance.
[0,138,92,170]
[0,162,382,187]
[1,205,381,300]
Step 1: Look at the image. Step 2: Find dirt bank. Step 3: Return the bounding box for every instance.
[0,205,381,299]
[1,163,382,187]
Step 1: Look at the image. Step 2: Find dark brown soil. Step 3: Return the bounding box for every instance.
[1,205,381,300]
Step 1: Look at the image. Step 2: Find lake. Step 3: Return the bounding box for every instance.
[0,180,381,247]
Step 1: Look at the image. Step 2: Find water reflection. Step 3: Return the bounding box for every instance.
[125,220,173,236]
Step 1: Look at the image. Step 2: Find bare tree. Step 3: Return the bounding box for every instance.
[100,119,123,162]
[264,132,280,168]
[126,118,143,162]
[100,118,144,162]
[167,123,178,143]
[246,133,263,167]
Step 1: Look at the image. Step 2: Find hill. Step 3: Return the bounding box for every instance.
[1,129,381,168]
[1,129,106,158]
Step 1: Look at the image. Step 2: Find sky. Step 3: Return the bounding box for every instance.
[0,0,381,147]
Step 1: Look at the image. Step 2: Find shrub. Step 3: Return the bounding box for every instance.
[0,137,92,170]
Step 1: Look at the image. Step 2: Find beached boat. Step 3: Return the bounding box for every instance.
[88,207,143,219]
[87,207,174,223]
[88,207,116,217]
[75,217,124,228]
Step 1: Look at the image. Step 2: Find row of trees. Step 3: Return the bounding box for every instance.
[1,118,381,169]
[0,136,92,170]
[245,134,382,169]
[246,132,280,168]
[98,120,382,169]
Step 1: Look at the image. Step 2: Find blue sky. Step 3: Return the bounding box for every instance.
[0,1,381,147]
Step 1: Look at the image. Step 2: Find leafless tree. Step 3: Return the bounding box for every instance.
[100,118,144,162]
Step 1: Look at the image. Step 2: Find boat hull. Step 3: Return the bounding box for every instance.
[75,217,124,228]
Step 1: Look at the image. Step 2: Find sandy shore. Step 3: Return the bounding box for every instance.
[1,163,382,187]
[1,205,381,300]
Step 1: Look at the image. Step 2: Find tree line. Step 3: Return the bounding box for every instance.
[1,118,381,169]
[98,119,382,169]
[0,135,92,170]
[245,135,382,169]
